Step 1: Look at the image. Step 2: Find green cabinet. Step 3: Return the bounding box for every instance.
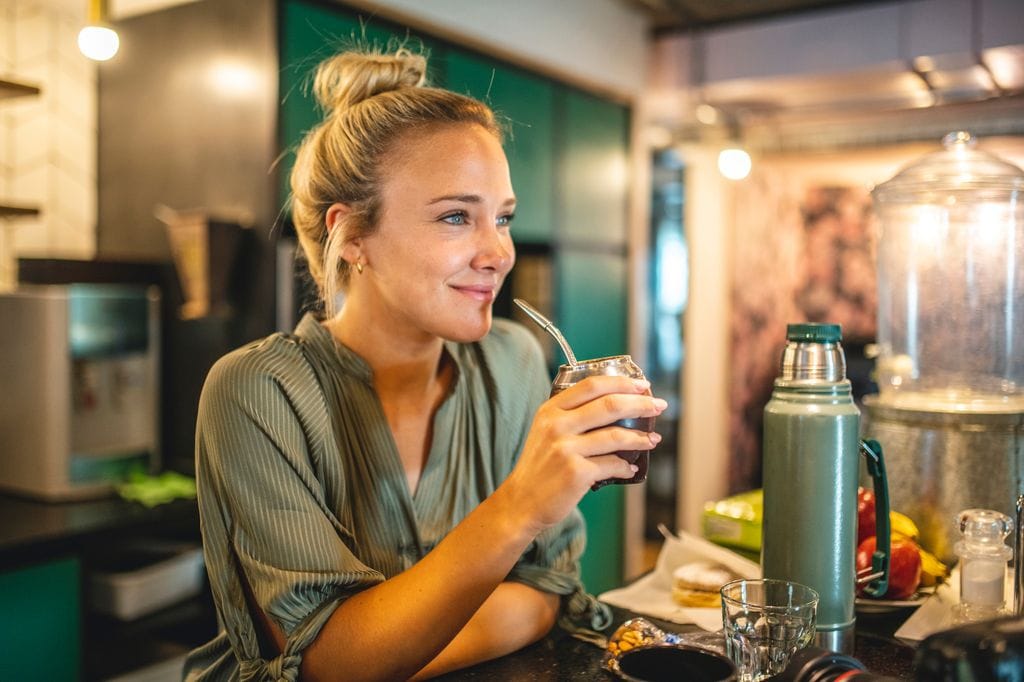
[557,251,627,363]
[557,251,628,595]
[561,90,630,247]
[0,558,80,681]
[444,52,556,243]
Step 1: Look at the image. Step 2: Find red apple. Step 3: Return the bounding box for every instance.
[856,535,922,600]
[857,487,876,544]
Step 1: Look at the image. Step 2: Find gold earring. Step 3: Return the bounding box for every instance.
[355,262,364,274]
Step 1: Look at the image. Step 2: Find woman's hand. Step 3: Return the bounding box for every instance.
[500,376,666,535]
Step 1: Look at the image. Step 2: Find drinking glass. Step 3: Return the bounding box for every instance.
[720,578,819,682]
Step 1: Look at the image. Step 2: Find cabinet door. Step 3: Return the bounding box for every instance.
[558,250,628,594]
[278,0,441,210]
[445,52,555,244]
[558,250,627,362]
[560,91,630,247]
[0,558,79,681]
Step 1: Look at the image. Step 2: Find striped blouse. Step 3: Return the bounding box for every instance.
[183,314,609,681]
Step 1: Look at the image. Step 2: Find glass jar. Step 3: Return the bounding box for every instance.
[871,131,1024,411]
[955,508,1013,622]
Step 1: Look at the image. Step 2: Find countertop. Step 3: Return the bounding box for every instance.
[438,606,917,680]
[0,492,199,570]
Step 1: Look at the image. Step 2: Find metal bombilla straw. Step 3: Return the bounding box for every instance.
[513,298,578,366]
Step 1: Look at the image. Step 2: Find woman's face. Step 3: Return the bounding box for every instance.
[355,123,516,344]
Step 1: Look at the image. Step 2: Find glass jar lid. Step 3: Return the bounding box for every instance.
[872,131,1024,204]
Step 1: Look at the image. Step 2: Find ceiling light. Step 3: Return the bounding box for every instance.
[695,103,719,125]
[78,0,119,61]
[718,148,752,180]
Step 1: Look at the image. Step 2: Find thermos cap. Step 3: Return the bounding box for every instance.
[780,323,847,382]
[786,323,842,344]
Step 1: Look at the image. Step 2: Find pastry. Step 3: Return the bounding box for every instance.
[670,561,738,608]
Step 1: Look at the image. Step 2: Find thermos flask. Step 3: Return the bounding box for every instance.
[762,323,891,654]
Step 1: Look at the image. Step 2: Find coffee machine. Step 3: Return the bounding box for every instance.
[0,284,160,500]
[863,132,1024,563]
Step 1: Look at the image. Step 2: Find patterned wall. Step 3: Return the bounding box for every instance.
[1,0,96,264]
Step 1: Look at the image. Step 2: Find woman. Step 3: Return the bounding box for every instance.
[184,49,665,681]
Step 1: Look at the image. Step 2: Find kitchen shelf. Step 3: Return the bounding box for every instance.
[0,77,41,100]
[0,204,40,218]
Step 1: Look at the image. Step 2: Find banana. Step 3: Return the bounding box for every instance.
[889,511,920,540]
[918,546,949,587]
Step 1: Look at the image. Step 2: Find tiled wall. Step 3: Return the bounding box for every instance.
[0,0,96,262]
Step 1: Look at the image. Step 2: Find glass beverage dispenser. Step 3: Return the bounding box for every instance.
[864,131,1024,562]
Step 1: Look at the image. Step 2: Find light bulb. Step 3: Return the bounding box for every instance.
[718,148,751,180]
[78,25,119,61]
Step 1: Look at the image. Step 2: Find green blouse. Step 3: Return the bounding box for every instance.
[183,314,609,681]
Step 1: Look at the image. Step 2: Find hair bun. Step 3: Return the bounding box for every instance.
[313,49,426,113]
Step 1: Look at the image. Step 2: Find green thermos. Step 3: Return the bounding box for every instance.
[762,323,892,654]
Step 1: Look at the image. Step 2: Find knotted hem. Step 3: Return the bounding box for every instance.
[238,593,345,681]
[558,586,613,648]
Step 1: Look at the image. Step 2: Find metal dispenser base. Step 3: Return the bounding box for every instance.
[862,396,1024,564]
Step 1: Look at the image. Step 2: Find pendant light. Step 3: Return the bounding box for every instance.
[78,0,119,62]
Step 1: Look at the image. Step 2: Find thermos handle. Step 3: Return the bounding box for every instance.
[856,439,891,597]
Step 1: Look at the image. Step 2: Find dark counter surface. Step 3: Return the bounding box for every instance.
[0,492,199,570]
[439,605,917,681]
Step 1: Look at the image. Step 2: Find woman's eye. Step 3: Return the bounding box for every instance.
[441,212,467,225]
[497,213,515,227]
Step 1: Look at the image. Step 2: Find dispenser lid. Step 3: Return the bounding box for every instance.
[786,323,841,343]
[957,508,1013,545]
[872,131,1024,204]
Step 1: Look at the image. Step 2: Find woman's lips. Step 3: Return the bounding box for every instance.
[452,285,496,302]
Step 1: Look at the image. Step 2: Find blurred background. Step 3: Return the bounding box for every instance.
[1,0,1022,679]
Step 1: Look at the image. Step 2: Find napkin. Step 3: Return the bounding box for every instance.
[599,526,761,631]
[895,564,1015,642]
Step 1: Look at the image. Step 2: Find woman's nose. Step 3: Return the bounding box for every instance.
[473,226,514,272]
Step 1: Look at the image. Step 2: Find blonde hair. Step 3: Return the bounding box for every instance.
[289,49,502,316]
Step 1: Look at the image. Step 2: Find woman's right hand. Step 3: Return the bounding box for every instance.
[499,376,666,536]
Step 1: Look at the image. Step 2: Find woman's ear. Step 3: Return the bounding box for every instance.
[325,202,351,236]
[325,202,363,268]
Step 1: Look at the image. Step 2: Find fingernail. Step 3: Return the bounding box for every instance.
[649,432,662,444]
[630,464,639,472]
[633,379,650,391]
[653,398,668,410]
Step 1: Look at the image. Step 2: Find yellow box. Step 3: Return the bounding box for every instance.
[702,488,763,559]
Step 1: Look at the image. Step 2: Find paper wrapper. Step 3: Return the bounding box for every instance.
[599,528,761,631]
[895,564,1015,642]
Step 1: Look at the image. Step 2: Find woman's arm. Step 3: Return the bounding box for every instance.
[254,374,663,682]
[411,582,559,680]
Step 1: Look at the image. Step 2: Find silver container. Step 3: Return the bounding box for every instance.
[862,396,1024,564]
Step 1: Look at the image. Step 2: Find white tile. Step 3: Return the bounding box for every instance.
[12,214,49,255]
[0,5,15,68]
[0,121,10,170]
[11,106,49,167]
[53,117,93,177]
[54,162,92,222]
[55,16,86,65]
[13,7,50,65]
[9,161,46,203]
[56,213,96,259]
[54,63,94,126]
